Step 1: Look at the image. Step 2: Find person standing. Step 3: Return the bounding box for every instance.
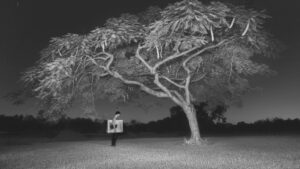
[111,111,121,146]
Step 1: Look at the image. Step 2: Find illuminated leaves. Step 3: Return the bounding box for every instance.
[21,0,279,116]
[144,0,271,59]
[33,55,76,98]
[87,14,145,50]
[160,1,230,33]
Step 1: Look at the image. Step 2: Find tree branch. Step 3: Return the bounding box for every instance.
[182,62,192,104]
[229,17,235,29]
[135,44,154,73]
[159,75,185,89]
[181,40,229,103]
[111,71,169,98]
[153,45,200,71]
[170,90,185,103]
[155,45,161,59]
[87,53,169,98]
[161,74,206,85]
[242,20,250,36]
[210,26,214,42]
[154,74,184,105]
[183,39,228,66]
[90,51,111,61]
[191,73,207,83]
[135,45,186,97]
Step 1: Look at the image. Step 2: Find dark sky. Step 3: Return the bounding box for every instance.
[0,0,299,123]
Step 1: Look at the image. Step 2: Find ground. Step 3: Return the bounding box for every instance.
[0,135,299,169]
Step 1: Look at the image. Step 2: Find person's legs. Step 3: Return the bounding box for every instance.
[115,133,119,145]
[111,133,119,146]
[111,133,116,146]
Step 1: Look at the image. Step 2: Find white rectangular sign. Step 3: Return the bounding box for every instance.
[107,120,123,133]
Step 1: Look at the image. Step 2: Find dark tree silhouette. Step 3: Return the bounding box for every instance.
[170,102,227,133]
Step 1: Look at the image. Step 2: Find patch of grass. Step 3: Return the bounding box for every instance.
[0,136,299,169]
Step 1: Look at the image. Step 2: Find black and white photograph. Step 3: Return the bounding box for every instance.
[0,0,300,168]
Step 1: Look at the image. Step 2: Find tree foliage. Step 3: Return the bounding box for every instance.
[22,0,279,118]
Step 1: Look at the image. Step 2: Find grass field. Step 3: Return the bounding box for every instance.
[0,135,299,169]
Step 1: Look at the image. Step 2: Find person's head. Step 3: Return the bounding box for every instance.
[115,111,121,117]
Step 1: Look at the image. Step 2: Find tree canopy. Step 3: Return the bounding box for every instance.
[22,0,278,120]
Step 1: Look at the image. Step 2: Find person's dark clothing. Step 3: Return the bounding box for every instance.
[111,133,119,146]
[111,113,120,146]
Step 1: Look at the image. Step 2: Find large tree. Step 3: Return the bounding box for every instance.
[22,0,279,144]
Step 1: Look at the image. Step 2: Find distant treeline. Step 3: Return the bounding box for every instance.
[125,105,300,136]
[0,115,105,137]
[130,117,300,136]
[0,105,299,137]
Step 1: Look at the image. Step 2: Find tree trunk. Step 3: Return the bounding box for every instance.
[182,104,203,145]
